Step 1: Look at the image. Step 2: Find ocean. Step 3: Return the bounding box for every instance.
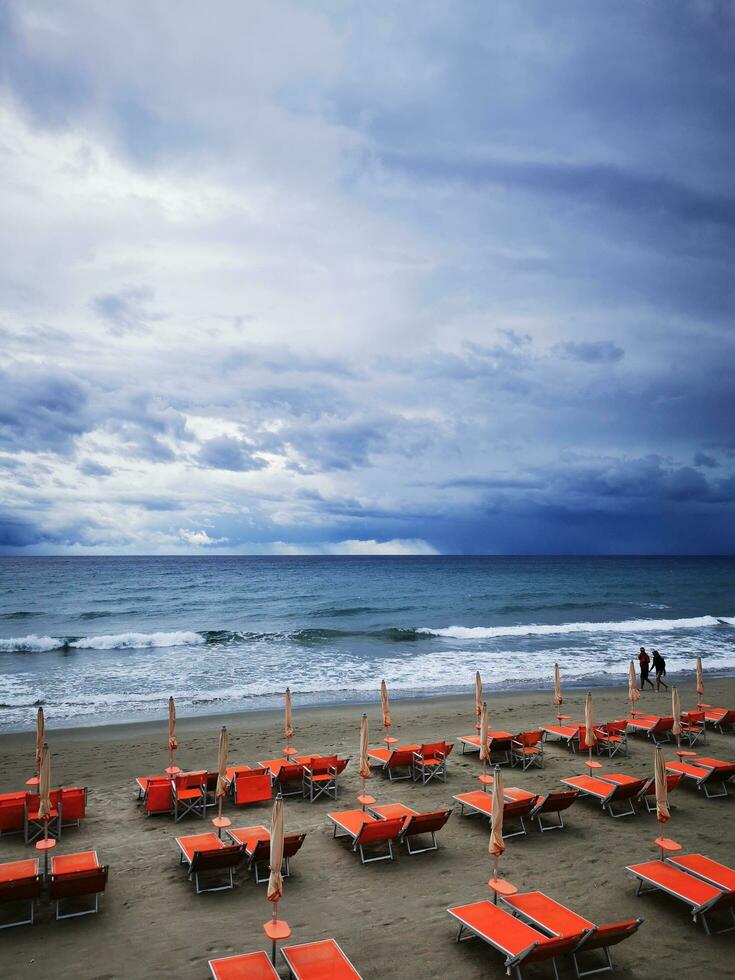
[0,556,733,732]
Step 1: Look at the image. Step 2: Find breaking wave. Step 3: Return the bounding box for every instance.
[418,615,735,640]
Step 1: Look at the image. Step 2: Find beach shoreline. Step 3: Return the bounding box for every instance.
[2,677,735,978]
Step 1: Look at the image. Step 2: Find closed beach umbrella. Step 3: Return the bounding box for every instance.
[359,712,371,781]
[380,679,392,730]
[38,742,51,823]
[284,688,294,743]
[475,672,483,719]
[489,766,505,878]
[267,794,285,908]
[168,696,177,771]
[553,664,563,708]
[215,725,229,818]
[654,746,670,824]
[585,691,597,754]
[479,701,490,766]
[696,657,704,703]
[35,706,45,775]
[628,661,640,706]
[672,687,681,744]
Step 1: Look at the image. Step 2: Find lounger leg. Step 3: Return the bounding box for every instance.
[703,781,728,799]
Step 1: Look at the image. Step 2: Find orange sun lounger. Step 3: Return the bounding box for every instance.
[636,772,682,812]
[541,723,581,751]
[703,707,735,734]
[502,890,643,978]
[368,802,452,854]
[366,745,420,781]
[48,851,109,920]
[0,858,43,929]
[412,741,453,784]
[529,790,579,832]
[209,950,279,979]
[258,759,306,796]
[176,832,245,893]
[233,768,272,806]
[281,939,362,979]
[456,732,515,764]
[560,775,647,818]
[627,858,735,934]
[666,757,735,799]
[448,900,585,979]
[453,789,538,838]
[327,809,404,863]
[226,825,306,883]
[0,792,27,837]
[625,715,674,746]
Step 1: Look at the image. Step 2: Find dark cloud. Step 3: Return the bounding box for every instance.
[79,459,112,477]
[198,436,266,472]
[92,286,163,334]
[554,341,624,364]
[0,370,91,453]
[694,452,718,469]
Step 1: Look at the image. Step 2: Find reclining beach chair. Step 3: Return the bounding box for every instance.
[560,774,647,818]
[594,721,629,758]
[60,787,87,828]
[541,723,581,752]
[327,809,404,863]
[24,789,62,844]
[453,789,537,839]
[448,900,585,979]
[234,768,272,806]
[48,851,109,920]
[666,757,735,799]
[368,803,452,854]
[302,755,341,802]
[668,854,735,895]
[0,792,26,837]
[141,776,173,816]
[456,732,515,764]
[209,950,279,979]
[627,858,735,934]
[529,790,579,832]
[412,742,452,783]
[679,710,707,747]
[0,858,43,929]
[173,770,207,822]
[510,731,544,770]
[176,832,245,894]
[637,772,682,812]
[258,759,305,797]
[367,745,419,780]
[281,939,362,979]
[626,715,674,746]
[501,890,643,978]
[226,825,306,883]
[703,707,735,734]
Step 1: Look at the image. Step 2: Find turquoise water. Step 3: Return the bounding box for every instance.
[0,556,733,731]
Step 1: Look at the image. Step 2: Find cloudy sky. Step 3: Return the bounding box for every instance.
[1,1,734,555]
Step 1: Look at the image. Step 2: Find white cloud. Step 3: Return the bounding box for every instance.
[178,529,228,547]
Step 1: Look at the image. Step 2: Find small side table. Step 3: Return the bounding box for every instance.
[165,766,181,777]
[35,837,56,879]
[487,878,517,905]
[283,746,298,758]
[25,776,39,792]
[676,750,697,759]
[655,836,682,861]
[212,815,232,839]
[263,917,292,965]
[383,736,398,749]
[357,794,376,811]
[478,774,494,790]
[556,714,571,723]
[585,759,603,770]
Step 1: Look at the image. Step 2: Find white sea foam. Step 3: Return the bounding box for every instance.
[0,634,62,653]
[419,615,735,640]
[70,631,204,650]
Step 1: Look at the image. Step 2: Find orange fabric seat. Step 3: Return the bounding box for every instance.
[177,832,224,863]
[628,858,735,934]
[281,939,361,979]
[48,851,108,920]
[669,854,735,892]
[0,793,27,835]
[51,851,98,875]
[560,774,647,817]
[209,951,279,979]
[328,809,403,863]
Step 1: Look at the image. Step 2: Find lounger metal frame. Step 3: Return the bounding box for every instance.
[331,820,395,864]
[173,774,207,822]
[669,763,731,799]
[455,794,530,839]
[629,866,735,935]
[0,875,42,930]
[412,745,449,784]
[177,840,242,894]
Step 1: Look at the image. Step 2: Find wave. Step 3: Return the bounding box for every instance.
[418,615,735,640]
[0,631,205,653]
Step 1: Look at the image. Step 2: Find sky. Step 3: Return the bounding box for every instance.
[1,0,734,556]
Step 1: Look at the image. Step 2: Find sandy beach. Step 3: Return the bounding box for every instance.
[2,678,735,979]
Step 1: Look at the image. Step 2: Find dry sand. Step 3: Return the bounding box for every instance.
[2,679,735,979]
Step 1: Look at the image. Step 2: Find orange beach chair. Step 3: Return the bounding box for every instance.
[540,722,581,751]
[560,774,647,818]
[176,832,244,893]
[209,951,279,979]
[234,768,272,806]
[24,789,62,843]
[0,858,43,929]
[703,707,735,734]
[173,770,207,822]
[258,759,305,796]
[226,825,306,883]
[502,890,643,977]
[594,721,629,758]
[666,757,735,799]
[448,900,585,979]
[412,742,452,783]
[367,802,452,854]
[529,790,579,832]
[679,710,707,746]
[48,851,109,920]
[281,939,362,979]
[627,856,735,934]
[453,788,538,839]
[0,792,26,837]
[625,715,674,746]
[327,809,404,863]
[366,745,419,781]
[456,732,515,764]
[510,731,544,770]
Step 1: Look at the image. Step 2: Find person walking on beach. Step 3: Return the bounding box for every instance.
[652,649,668,691]
[638,647,655,689]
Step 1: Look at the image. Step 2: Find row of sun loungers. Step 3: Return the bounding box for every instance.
[627,854,735,935]
[176,826,307,893]
[0,851,108,928]
[209,939,362,979]
[328,804,452,863]
[0,787,87,842]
